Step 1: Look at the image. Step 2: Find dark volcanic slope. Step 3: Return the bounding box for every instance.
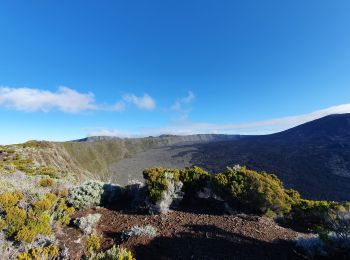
[62,114,350,201]
[186,114,350,201]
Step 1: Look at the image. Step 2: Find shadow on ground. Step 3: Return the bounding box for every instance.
[132,224,303,260]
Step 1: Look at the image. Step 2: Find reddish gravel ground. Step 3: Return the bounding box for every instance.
[56,204,307,260]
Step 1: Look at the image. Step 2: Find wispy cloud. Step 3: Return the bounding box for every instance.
[123,94,156,110]
[148,103,350,135]
[87,103,350,137]
[87,128,136,138]
[171,91,195,112]
[0,86,97,113]
[107,101,126,112]
[169,91,196,121]
[0,86,156,113]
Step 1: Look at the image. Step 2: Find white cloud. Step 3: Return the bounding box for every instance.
[171,91,195,111]
[0,86,157,113]
[123,94,156,110]
[87,103,350,137]
[108,101,126,112]
[86,128,137,138]
[150,103,350,135]
[0,86,97,113]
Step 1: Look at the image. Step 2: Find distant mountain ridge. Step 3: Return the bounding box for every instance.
[74,134,243,144]
[10,113,350,201]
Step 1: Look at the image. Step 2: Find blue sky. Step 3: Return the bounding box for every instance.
[0,1,350,144]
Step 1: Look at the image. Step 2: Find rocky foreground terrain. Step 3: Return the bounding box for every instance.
[59,206,305,260]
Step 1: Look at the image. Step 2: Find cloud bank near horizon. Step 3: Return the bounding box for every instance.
[1,85,349,140]
[87,103,350,137]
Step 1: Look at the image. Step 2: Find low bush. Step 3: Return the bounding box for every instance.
[143,167,183,214]
[295,234,327,258]
[74,213,101,235]
[39,178,54,187]
[122,225,157,238]
[16,244,59,260]
[12,158,34,174]
[143,167,180,203]
[0,191,74,243]
[68,181,104,209]
[212,166,299,215]
[179,166,211,198]
[0,191,25,210]
[295,209,350,258]
[287,199,347,232]
[86,234,101,253]
[35,166,59,178]
[53,198,75,226]
[92,245,135,260]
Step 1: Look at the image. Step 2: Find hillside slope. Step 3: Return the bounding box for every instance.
[58,134,240,182]
[188,114,350,201]
[7,114,350,201]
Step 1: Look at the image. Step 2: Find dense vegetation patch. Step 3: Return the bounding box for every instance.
[143,165,300,216]
[0,191,74,244]
[212,166,300,216]
[143,167,180,203]
[179,166,211,198]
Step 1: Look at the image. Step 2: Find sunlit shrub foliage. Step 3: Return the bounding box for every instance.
[86,234,101,252]
[0,191,74,243]
[16,244,59,260]
[212,166,299,215]
[179,166,211,197]
[39,178,54,187]
[143,167,180,203]
[92,245,135,260]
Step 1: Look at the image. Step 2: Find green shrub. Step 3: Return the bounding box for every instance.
[16,244,59,260]
[53,198,75,226]
[0,191,25,210]
[35,166,59,178]
[92,245,135,260]
[39,178,54,187]
[179,166,211,197]
[143,167,180,203]
[0,191,74,243]
[287,199,347,232]
[0,217,6,230]
[15,212,52,243]
[5,206,27,236]
[32,193,58,213]
[86,234,101,252]
[212,166,297,215]
[12,158,34,173]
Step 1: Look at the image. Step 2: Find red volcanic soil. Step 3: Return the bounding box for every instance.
[56,204,306,260]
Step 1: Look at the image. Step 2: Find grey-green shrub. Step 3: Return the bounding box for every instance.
[68,181,104,209]
[73,213,101,235]
[122,225,157,238]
